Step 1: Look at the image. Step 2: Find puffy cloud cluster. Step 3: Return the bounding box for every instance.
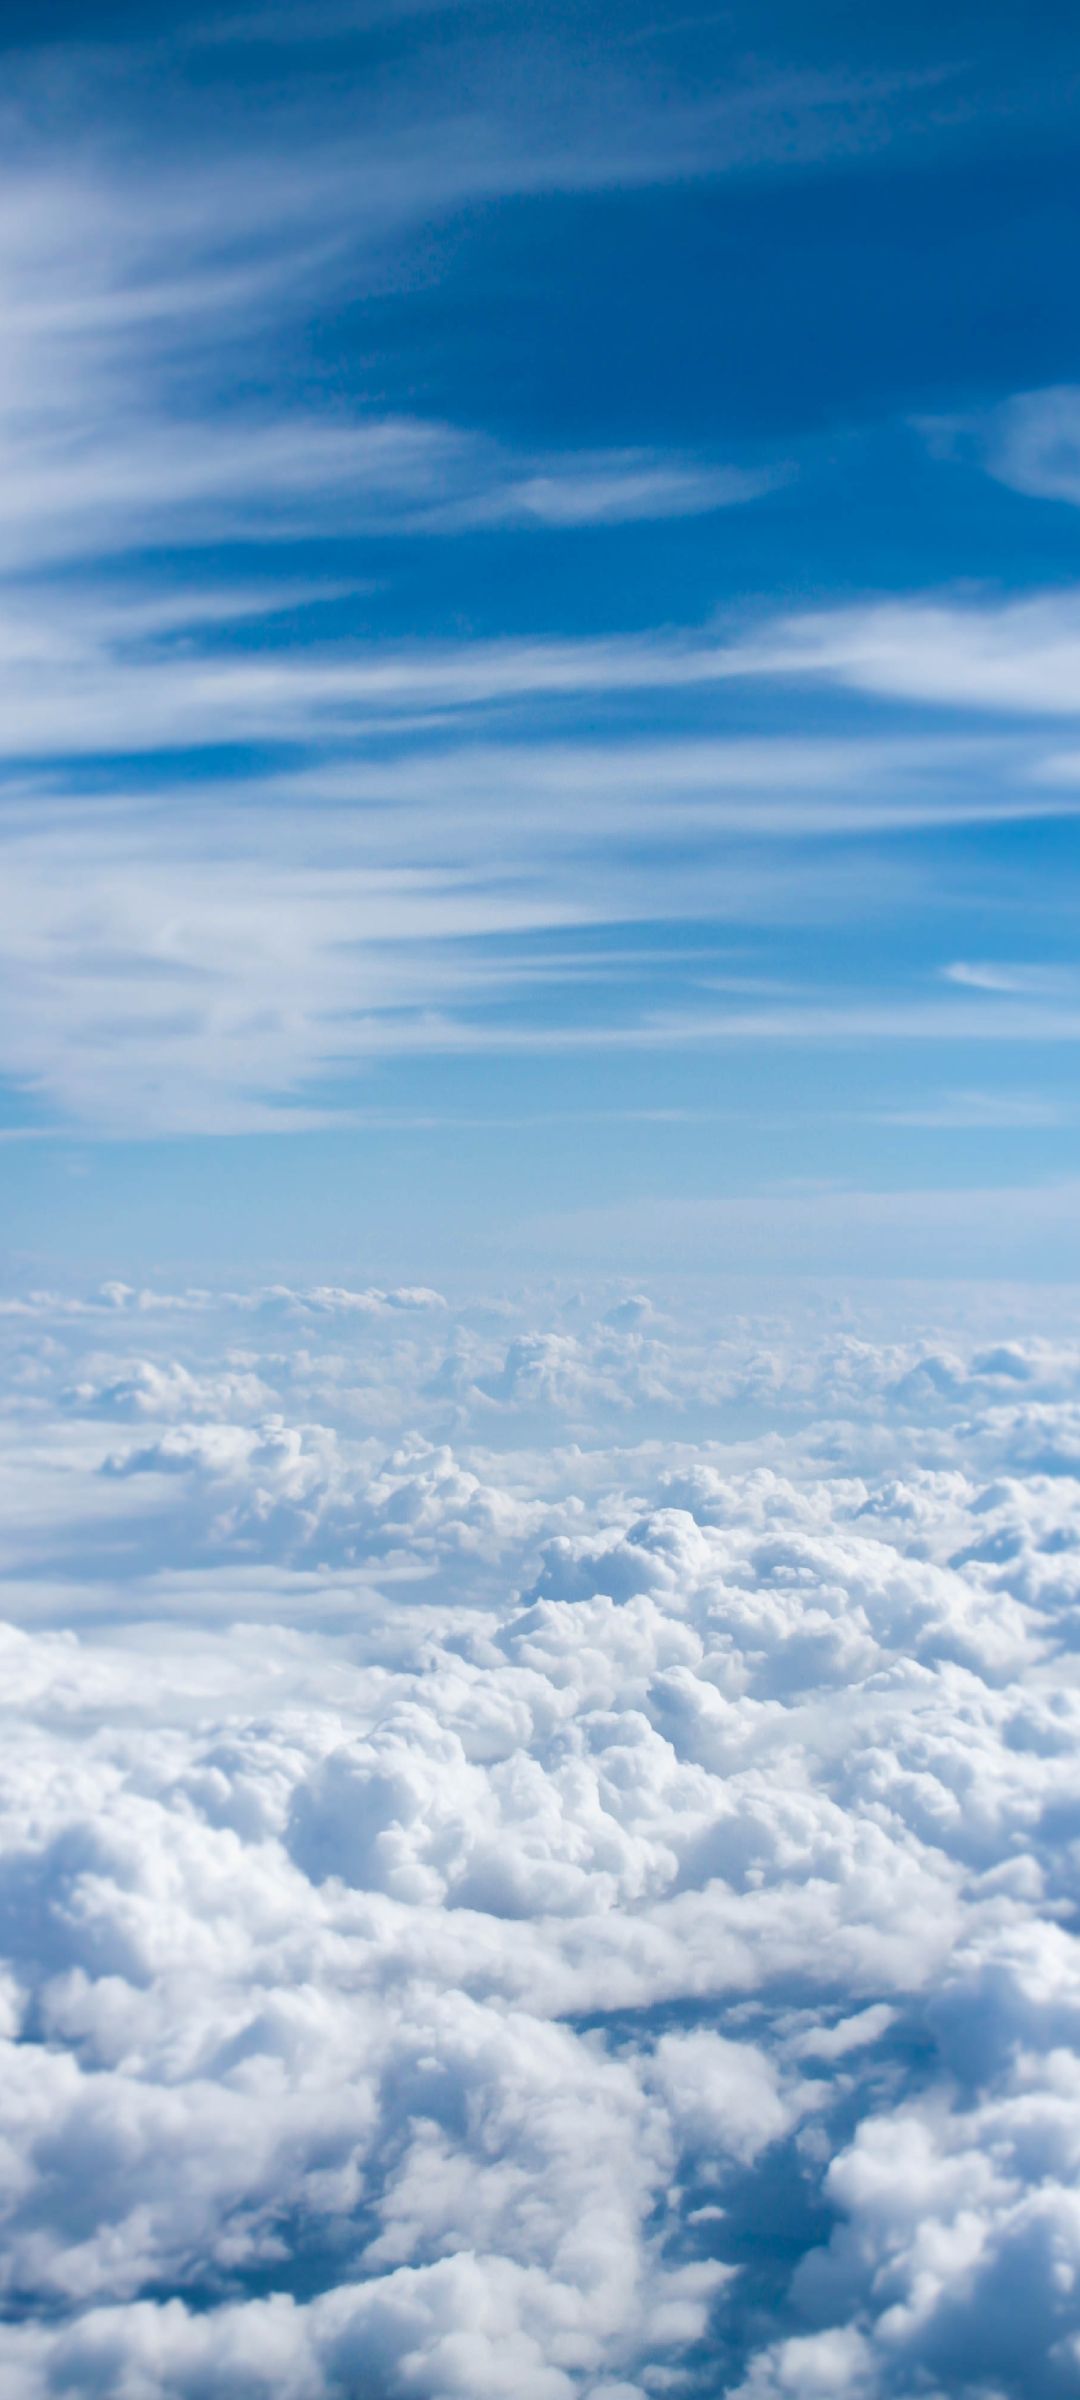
[2,1280,1080,2393]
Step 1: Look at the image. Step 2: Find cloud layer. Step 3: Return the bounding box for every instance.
[1,1280,1080,2392]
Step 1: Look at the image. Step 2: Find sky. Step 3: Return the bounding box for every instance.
[10,13,1080,2399]
[1,0,1080,1283]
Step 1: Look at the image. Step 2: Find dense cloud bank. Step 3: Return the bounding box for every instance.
[2,1280,1080,2395]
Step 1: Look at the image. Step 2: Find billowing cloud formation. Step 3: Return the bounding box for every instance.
[0,1281,1079,2392]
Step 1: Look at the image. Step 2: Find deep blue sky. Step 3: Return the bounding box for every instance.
[2,0,1080,1281]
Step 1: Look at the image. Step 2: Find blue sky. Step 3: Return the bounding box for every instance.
[3,0,1080,1282]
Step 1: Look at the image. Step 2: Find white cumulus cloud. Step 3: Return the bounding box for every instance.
[0,1283,1078,2390]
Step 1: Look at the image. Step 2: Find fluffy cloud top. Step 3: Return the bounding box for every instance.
[0,1281,1080,2393]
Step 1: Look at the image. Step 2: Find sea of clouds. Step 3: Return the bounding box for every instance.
[2,1275,1080,2397]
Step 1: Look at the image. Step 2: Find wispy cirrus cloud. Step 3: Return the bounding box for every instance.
[731,589,1080,716]
[1,798,1077,1136]
[0,16,930,581]
[16,578,1080,759]
[0,7,1074,1160]
[874,1088,1069,1129]
[921,383,1080,513]
[0,413,769,570]
[4,575,1080,1132]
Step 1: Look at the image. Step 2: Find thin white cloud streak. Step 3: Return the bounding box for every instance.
[11,583,1080,763]
[1,845,1078,1139]
[0,0,994,597]
[525,1179,1080,1277]
[735,590,1080,716]
[874,1089,1069,1130]
[0,611,738,757]
[5,575,1080,1129]
[0,403,769,569]
[0,25,917,580]
[0,62,797,577]
[299,732,1061,836]
[0,717,1072,1133]
[413,456,778,531]
[944,960,1080,997]
[930,383,1080,512]
[0,708,1075,1132]
[990,384,1080,506]
[15,587,1080,760]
